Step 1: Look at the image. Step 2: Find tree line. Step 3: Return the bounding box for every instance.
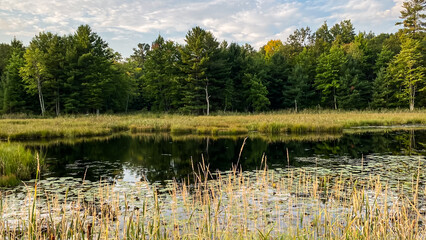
[0,0,424,116]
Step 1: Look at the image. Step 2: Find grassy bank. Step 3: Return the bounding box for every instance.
[1,163,425,239]
[0,143,40,187]
[0,110,426,140]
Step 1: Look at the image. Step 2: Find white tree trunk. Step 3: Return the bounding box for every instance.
[37,78,45,116]
[409,84,415,111]
[294,99,298,113]
[205,81,210,116]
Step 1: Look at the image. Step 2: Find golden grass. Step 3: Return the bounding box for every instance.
[0,110,425,140]
[1,159,425,239]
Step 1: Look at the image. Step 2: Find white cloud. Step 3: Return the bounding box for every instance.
[0,0,404,56]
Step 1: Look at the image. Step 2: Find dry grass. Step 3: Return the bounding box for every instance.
[1,157,425,239]
[0,110,425,140]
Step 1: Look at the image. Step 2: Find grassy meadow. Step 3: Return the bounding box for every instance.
[0,110,425,238]
[1,110,426,140]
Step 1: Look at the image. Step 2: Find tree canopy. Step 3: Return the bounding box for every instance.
[0,0,424,115]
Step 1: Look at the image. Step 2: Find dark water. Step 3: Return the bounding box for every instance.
[32,130,426,183]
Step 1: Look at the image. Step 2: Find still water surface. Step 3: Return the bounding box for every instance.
[34,130,425,184]
[2,130,425,230]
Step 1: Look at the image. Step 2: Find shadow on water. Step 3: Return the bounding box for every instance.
[23,130,426,184]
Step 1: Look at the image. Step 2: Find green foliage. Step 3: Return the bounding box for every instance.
[339,34,372,109]
[265,52,289,110]
[0,1,424,115]
[2,40,27,113]
[142,36,181,111]
[315,45,346,109]
[0,142,39,186]
[330,20,356,44]
[396,0,426,37]
[286,48,318,110]
[20,40,48,116]
[222,43,248,111]
[312,21,333,56]
[387,36,425,110]
[179,26,219,114]
[242,73,270,111]
[0,44,11,70]
[371,45,399,109]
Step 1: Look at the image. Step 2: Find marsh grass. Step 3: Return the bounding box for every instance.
[1,110,426,140]
[1,156,425,239]
[0,143,40,187]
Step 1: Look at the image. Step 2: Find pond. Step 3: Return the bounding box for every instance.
[1,129,425,238]
[32,130,425,184]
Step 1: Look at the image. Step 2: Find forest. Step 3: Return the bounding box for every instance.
[0,1,424,116]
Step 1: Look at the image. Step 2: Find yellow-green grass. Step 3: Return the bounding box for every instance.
[0,143,40,187]
[1,164,424,239]
[0,110,426,140]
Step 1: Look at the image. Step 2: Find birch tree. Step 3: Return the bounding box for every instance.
[20,45,48,116]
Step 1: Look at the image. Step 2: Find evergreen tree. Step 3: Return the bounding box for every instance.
[286,48,317,110]
[371,44,401,108]
[339,34,372,109]
[242,73,270,112]
[312,21,333,56]
[206,41,231,112]
[223,43,248,112]
[2,40,27,113]
[43,34,66,115]
[142,36,181,111]
[130,43,150,68]
[63,25,121,114]
[179,26,218,115]
[0,42,13,112]
[285,27,312,58]
[396,0,426,37]
[266,51,289,109]
[330,20,356,44]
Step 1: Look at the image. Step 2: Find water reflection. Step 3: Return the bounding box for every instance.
[32,130,426,183]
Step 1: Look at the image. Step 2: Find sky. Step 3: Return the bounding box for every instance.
[0,0,405,58]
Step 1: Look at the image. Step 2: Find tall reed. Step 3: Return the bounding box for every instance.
[0,160,424,239]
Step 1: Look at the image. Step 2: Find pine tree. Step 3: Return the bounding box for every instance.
[3,41,26,113]
[265,52,289,110]
[142,36,181,111]
[371,45,398,108]
[339,35,372,109]
[242,73,270,112]
[286,48,317,110]
[396,0,426,38]
[63,25,119,114]
[179,27,218,115]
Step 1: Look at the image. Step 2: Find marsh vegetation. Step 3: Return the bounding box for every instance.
[0,111,425,140]
[0,129,425,239]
